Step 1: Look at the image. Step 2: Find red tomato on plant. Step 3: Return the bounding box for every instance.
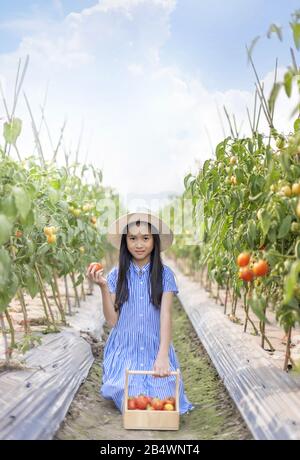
[238,267,254,282]
[253,260,269,277]
[237,252,251,267]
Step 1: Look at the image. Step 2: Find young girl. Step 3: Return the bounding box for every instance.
[87,209,194,415]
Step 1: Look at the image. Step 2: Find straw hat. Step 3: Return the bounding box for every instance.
[106,207,174,251]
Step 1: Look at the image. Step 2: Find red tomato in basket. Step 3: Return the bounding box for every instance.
[128,397,136,410]
[163,403,175,411]
[151,397,164,411]
[163,396,176,406]
[135,395,148,410]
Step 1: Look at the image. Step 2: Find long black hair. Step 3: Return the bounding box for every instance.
[113,220,164,313]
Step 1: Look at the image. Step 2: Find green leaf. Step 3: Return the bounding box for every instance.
[249,294,270,323]
[279,150,291,174]
[74,273,84,287]
[283,260,300,303]
[246,220,257,248]
[3,118,22,145]
[48,188,59,204]
[284,71,293,98]
[21,208,35,228]
[278,215,292,239]
[291,22,300,50]
[0,214,13,245]
[6,272,18,300]
[0,195,17,220]
[260,211,272,236]
[215,140,225,160]
[294,118,300,132]
[13,186,31,220]
[247,36,260,63]
[267,24,283,41]
[49,179,61,190]
[235,167,244,183]
[0,294,10,313]
[266,249,282,267]
[295,239,300,259]
[184,173,194,190]
[0,248,11,289]
[290,102,300,119]
[268,82,282,113]
[25,272,39,299]
[203,160,211,176]
[36,243,49,258]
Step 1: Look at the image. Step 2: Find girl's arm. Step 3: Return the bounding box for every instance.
[86,265,119,328]
[153,291,173,377]
[99,285,119,328]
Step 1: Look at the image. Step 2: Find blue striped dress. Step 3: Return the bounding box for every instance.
[100,260,195,415]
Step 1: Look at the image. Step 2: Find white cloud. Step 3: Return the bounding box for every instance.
[0,0,297,212]
[127,63,144,76]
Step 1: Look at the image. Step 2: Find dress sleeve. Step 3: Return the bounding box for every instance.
[106,267,118,294]
[162,266,179,294]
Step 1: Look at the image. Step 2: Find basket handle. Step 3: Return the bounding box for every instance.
[124,368,180,411]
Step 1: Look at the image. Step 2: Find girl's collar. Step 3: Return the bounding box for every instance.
[130,259,151,274]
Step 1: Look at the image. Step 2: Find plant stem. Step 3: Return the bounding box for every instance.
[70,272,81,308]
[64,275,72,315]
[283,326,293,372]
[81,282,86,301]
[52,271,66,324]
[5,309,15,358]
[0,313,9,364]
[224,276,230,315]
[50,280,66,325]
[34,264,56,326]
[17,288,31,335]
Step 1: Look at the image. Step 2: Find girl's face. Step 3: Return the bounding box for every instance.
[126,223,154,260]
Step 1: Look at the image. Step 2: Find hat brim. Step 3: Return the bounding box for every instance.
[106,211,174,252]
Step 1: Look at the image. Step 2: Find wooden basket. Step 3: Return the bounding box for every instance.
[123,369,180,431]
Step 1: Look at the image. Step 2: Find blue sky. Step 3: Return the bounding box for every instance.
[0,0,299,210]
[163,0,300,90]
[0,0,298,91]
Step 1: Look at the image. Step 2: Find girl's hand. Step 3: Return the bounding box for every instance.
[86,263,107,288]
[153,354,171,378]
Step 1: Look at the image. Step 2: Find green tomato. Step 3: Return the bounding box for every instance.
[291,222,300,233]
[276,137,285,149]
